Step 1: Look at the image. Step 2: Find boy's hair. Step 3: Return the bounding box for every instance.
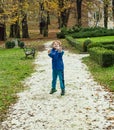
[52,40,62,46]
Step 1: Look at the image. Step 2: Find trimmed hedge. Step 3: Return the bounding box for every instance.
[57,26,114,39]
[83,39,92,52]
[65,36,83,52]
[88,42,103,49]
[5,41,15,48]
[66,36,93,52]
[5,39,25,49]
[88,41,114,50]
[18,41,25,48]
[89,47,114,67]
[102,44,114,51]
[71,29,114,38]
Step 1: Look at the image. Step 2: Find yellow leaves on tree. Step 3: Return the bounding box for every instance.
[0,0,73,26]
[0,0,30,25]
[43,0,72,16]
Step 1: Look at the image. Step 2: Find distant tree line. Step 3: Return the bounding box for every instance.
[0,0,113,40]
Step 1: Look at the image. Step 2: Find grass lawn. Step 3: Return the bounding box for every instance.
[83,56,114,92]
[77,36,114,43]
[76,36,114,92]
[0,47,35,121]
[63,38,114,92]
[0,40,45,122]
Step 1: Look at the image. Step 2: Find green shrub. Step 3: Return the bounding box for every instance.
[18,41,25,48]
[71,26,82,32]
[59,26,114,38]
[65,36,76,46]
[56,32,65,38]
[5,41,15,48]
[89,47,114,67]
[56,27,68,38]
[101,41,114,45]
[65,36,83,52]
[88,42,103,49]
[102,44,114,51]
[88,41,114,49]
[71,30,112,38]
[83,39,92,52]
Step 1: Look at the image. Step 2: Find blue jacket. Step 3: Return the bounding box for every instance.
[48,48,64,70]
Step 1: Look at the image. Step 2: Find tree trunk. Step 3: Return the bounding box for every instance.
[9,21,20,38]
[15,21,20,38]
[0,23,6,41]
[47,11,50,25]
[22,14,29,38]
[76,0,83,27]
[43,21,48,37]
[58,0,70,28]
[43,12,49,37]
[112,0,114,26]
[104,2,108,28]
[61,9,70,28]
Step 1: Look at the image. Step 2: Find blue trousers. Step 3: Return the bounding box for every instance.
[52,70,65,90]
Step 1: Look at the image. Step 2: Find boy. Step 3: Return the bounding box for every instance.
[48,40,65,96]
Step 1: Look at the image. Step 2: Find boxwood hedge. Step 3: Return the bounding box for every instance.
[65,36,83,52]
[89,47,114,67]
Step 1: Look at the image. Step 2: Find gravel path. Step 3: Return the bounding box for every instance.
[1,41,114,130]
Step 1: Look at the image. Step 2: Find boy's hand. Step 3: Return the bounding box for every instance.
[48,49,51,54]
[58,46,62,52]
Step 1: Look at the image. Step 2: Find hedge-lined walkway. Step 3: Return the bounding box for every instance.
[1,41,114,130]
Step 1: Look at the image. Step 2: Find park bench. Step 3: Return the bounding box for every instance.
[23,47,35,58]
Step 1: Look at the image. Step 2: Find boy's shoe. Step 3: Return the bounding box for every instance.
[49,88,57,94]
[61,89,65,96]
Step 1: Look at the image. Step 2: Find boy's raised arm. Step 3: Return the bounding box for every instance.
[48,49,53,58]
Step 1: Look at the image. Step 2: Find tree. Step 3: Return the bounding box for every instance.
[20,0,29,38]
[103,0,109,28]
[39,0,47,36]
[22,14,29,38]
[0,7,6,40]
[76,0,83,27]
[9,16,20,38]
[0,23,6,41]
[112,0,114,24]
[42,0,72,28]
[58,0,71,28]
[0,0,30,39]
[0,0,74,39]
[9,0,21,38]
